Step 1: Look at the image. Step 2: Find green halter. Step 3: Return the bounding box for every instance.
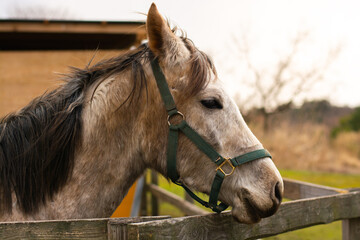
[150,56,272,213]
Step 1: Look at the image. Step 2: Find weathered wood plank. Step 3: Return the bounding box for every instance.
[342,217,360,240]
[108,216,170,240]
[0,218,109,240]
[146,184,208,216]
[283,177,348,200]
[127,192,360,240]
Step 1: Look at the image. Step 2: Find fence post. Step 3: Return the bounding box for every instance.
[140,173,148,216]
[108,216,171,240]
[151,171,159,216]
[342,217,360,240]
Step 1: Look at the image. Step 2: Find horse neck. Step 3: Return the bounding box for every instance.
[53,73,149,219]
[51,66,171,219]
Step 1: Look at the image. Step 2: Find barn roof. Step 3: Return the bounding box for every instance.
[0,19,146,50]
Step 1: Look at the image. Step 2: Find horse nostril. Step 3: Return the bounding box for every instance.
[274,181,283,204]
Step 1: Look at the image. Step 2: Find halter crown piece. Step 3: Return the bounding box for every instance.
[150,55,272,213]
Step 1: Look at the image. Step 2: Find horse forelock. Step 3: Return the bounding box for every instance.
[161,23,216,96]
[183,38,217,96]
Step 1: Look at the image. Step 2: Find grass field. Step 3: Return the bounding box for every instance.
[150,169,360,240]
[251,122,360,175]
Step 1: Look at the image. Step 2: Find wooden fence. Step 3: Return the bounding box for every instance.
[0,174,359,239]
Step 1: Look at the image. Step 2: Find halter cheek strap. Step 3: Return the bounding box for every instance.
[150,56,272,213]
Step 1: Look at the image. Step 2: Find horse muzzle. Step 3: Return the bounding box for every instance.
[232,180,283,223]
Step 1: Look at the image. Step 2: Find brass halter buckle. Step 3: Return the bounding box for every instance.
[216,158,235,177]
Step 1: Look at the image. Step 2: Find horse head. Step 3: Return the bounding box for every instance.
[143,4,283,223]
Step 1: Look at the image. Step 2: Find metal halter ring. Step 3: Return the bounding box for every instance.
[216,158,235,177]
[167,111,185,126]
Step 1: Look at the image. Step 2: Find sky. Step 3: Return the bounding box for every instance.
[1,0,360,108]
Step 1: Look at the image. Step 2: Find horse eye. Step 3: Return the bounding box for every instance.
[200,99,223,109]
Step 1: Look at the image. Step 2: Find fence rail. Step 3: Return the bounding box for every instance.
[283,177,349,199]
[0,216,171,240]
[129,191,360,240]
[0,175,359,240]
[146,183,208,216]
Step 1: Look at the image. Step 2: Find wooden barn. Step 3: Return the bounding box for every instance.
[0,19,146,116]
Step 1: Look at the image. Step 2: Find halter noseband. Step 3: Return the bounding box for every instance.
[150,56,272,213]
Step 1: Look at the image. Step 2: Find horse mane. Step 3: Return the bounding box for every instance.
[0,35,215,215]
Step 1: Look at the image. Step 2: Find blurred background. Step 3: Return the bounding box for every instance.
[0,1,359,238]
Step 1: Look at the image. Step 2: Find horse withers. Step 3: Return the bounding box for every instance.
[0,3,283,223]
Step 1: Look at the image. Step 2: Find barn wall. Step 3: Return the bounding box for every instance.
[0,50,123,116]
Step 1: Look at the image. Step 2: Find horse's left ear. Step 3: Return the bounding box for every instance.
[146,3,189,61]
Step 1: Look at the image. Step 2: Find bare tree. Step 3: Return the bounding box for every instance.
[233,31,341,131]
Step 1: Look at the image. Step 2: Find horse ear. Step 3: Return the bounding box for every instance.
[146,3,189,60]
[146,3,167,56]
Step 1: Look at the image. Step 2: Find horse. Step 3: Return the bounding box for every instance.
[0,3,283,223]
